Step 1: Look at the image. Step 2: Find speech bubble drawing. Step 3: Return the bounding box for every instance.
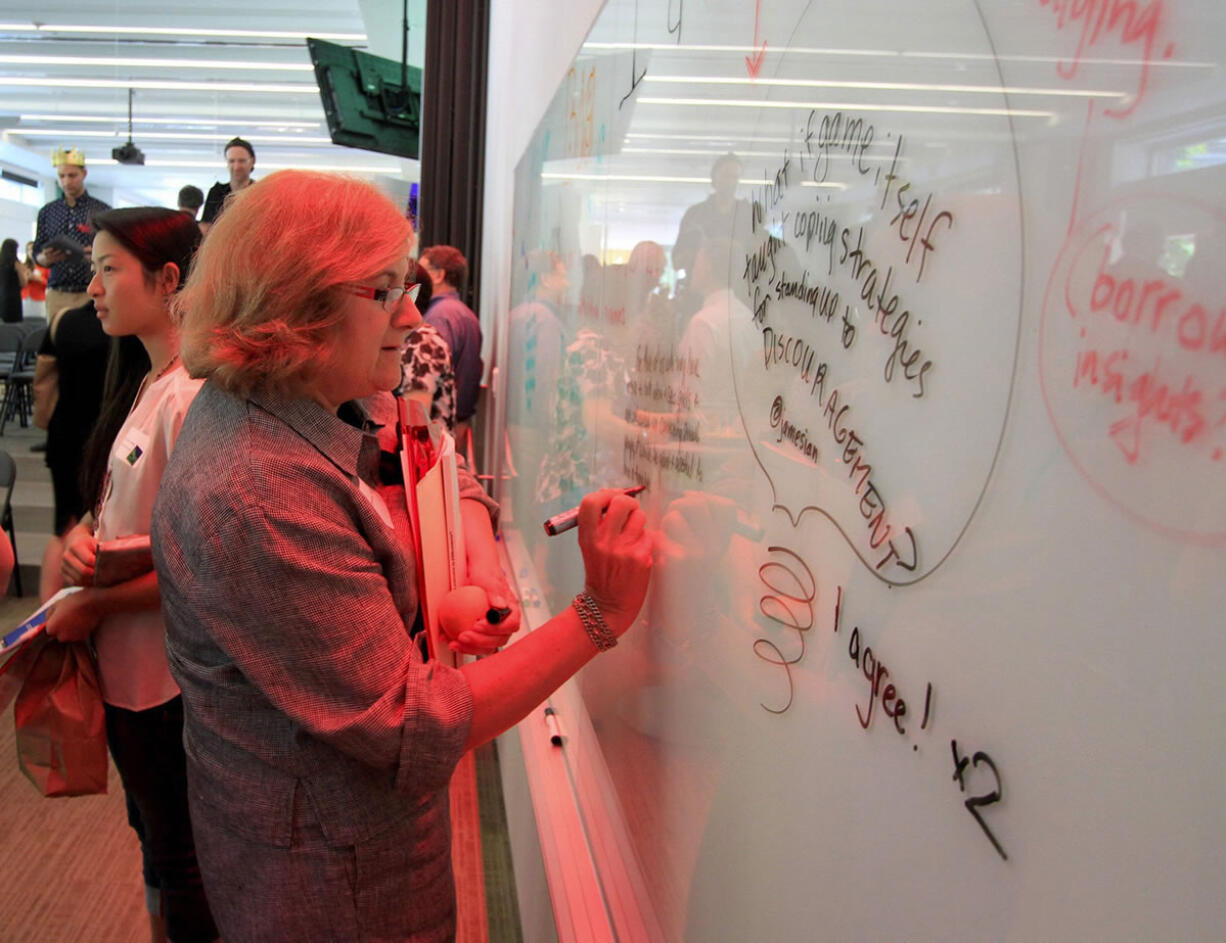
[723,0,1025,584]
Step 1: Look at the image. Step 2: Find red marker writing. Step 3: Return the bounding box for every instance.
[543,484,646,536]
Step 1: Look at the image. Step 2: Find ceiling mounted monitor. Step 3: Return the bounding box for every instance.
[308,37,421,160]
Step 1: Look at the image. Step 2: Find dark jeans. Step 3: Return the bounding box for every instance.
[105,697,218,943]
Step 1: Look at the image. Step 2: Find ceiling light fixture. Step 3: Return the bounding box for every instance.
[623,146,784,158]
[0,22,365,42]
[625,132,794,144]
[580,40,1210,70]
[20,114,322,129]
[0,77,316,94]
[0,54,313,72]
[641,74,1128,100]
[541,171,843,188]
[637,96,1054,119]
[14,128,333,144]
[144,158,404,173]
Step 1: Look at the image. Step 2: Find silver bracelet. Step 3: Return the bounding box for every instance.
[573,592,618,652]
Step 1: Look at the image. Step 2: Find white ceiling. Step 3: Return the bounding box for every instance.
[0,0,427,205]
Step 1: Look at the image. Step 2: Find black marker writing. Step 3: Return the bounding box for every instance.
[889,186,954,283]
[775,268,840,323]
[804,109,877,185]
[667,0,683,42]
[619,0,647,109]
[837,226,934,398]
[848,624,910,734]
[753,546,816,714]
[951,740,1008,861]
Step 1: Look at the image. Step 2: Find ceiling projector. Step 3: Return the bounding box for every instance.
[111,141,146,165]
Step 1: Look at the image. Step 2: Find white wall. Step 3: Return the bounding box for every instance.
[0,199,38,246]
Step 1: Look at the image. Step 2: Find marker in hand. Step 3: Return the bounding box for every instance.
[543,484,647,536]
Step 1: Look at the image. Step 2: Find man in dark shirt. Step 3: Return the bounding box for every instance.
[178,185,205,219]
[420,245,484,440]
[33,147,111,321]
[200,137,256,234]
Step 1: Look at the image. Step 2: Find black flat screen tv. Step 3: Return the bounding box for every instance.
[308,37,421,160]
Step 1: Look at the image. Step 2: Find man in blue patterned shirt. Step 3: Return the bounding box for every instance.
[33,147,111,321]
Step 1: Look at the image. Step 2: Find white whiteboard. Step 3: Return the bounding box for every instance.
[492,0,1226,939]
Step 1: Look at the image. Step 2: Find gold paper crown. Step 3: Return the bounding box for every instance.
[51,147,86,167]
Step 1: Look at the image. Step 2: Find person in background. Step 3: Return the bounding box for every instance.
[398,260,458,432]
[21,240,48,321]
[152,170,653,941]
[506,249,571,497]
[0,238,26,323]
[44,207,217,943]
[0,530,13,595]
[671,152,752,319]
[33,147,110,321]
[23,237,49,452]
[35,297,111,599]
[199,137,255,235]
[176,185,204,220]
[360,265,455,481]
[419,244,483,442]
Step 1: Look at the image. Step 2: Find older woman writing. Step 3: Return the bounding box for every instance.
[151,170,652,942]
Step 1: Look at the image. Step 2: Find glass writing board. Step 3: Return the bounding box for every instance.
[494,0,1226,939]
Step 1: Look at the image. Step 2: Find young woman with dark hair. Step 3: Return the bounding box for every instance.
[0,237,27,323]
[45,207,217,943]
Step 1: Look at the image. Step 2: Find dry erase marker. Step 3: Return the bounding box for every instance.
[544,706,563,746]
[543,484,647,536]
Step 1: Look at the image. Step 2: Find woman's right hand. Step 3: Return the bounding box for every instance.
[60,531,98,586]
[577,488,654,636]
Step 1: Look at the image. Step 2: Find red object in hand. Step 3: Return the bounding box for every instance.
[438,585,489,642]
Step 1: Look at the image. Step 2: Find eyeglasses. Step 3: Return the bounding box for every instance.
[348,281,422,313]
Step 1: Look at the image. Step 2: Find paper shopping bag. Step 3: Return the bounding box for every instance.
[9,636,108,797]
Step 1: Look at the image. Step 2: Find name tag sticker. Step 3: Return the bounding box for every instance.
[115,428,150,468]
[357,478,394,529]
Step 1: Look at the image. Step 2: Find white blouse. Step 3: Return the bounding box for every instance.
[92,365,202,710]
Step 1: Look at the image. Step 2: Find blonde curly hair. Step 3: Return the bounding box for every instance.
[176,169,413,398]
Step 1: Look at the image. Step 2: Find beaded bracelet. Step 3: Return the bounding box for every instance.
[573,592,618,652]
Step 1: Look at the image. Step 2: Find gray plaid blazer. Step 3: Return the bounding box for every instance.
[153,383,486,940]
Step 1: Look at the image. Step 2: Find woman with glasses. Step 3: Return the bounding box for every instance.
[150,171,653,942]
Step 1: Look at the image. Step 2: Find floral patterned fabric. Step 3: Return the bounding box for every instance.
[398,322,456,433]
[534,327,627,505]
